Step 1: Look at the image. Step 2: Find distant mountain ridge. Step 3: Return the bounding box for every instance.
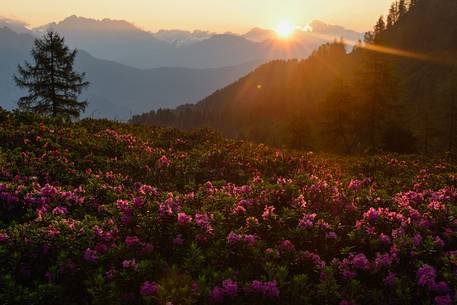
[0,27,262,120]
[8,15,362,69]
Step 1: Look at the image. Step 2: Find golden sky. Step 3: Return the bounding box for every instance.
[2,0,393,33]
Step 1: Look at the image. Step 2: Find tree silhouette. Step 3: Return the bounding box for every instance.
[321,78,356,154]
[398,0,408,18]
[15,31,89,119]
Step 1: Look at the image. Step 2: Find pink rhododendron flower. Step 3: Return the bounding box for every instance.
[122,259,137,269]
[249,280,280,298]
[383,272,396,286]
[348,179,362,191]
[417,264,436,288]
[279,240,295,252]
[298,213,317,229]
[173,234,184,246]
[177,212,192,225]
[140,281,158,296]
[209,286,224,303]
[352,253,370,270]
[262,205,275,220]
[0,233,9,242]
[83,248,98,262]
[125,235,140,246]
[222,278,238,297]
[435,295,452,305]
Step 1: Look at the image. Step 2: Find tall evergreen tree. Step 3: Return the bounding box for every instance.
[355,49,397,149]
[409,0,418,10]
[386,14,394,29]
[440,69,457,156]
[388,2,400,25]
[374,16,386,43]
[14,31,89,119]
[321,77,356,154]
[398,0,408,17]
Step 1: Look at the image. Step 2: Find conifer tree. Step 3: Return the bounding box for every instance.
[388,2,400,25]
[440,69,457,156]
[374,16,386,42]
[14,31,89,119]
[386,14,394,29]
[356,49,397,149]
[398,0,408,17]
[321,77,356,154]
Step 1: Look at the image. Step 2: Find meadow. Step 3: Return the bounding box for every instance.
[0,109,456,305]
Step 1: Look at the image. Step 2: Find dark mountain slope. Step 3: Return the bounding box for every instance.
[131,0,457,154]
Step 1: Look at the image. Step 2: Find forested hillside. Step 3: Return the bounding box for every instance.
[131,0,457,156]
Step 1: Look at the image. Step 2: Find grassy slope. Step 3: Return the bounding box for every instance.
[0,109,456,305]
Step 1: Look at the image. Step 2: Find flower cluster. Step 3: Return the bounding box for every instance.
[0,110,456,304]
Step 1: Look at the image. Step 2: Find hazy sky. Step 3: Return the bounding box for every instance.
[2,0,393,33]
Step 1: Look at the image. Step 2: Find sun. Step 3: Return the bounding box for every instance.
[275,21,295,38]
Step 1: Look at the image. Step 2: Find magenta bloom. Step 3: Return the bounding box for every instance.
[0,233,9,242]
[262,205,275,220]
[52,206,68,215]
[177,212,193,225]
[413,233,422,246]
[158,155,171,167]
[222,278,238,297]
[227,232,242,244]
[209,286,224,303]
[83,248,98,262]
[249,280,280,298]
[379,233,391,244]
[133,197,144,208]
[432,281,450,294]
[122,259,137,269]
[348,179,362,191]
[298,213,317,229]
[279,240,295,252]
[417,264,436,287]
[383,272,396,286]
[243,234,257,246]
[365,208,379,222]
[173,234,184,246]
[352,253,370,270]
[435,295,452,305]
[125,235,140,246]
[140,281,158,296]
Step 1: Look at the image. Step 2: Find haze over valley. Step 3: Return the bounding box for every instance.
[0,15,361,119]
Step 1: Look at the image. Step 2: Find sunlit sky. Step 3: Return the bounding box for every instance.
[2,0,393,33]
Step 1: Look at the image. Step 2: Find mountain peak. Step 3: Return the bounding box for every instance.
[52,15,141,32]
[0,17,31,34]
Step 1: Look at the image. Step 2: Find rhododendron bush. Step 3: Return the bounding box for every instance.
[0,110,457,305]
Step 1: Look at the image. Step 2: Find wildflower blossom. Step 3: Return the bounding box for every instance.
[417,264,436,288]
[177,212,193,225]
[298,213,317,229]
[140,281,158,296]
[125,235,140,246]
[83,248,98,262]
[249,280,280,298]
[222,279,238,297]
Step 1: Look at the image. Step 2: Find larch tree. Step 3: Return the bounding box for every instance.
[14,31,89,119]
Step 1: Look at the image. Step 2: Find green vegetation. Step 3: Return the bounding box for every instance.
[1,109,457,304]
